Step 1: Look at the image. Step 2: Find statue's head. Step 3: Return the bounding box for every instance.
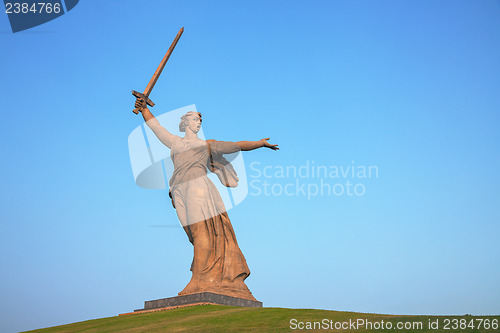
[179,111,202,133]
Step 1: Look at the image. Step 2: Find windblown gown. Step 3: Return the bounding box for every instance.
[168,136,254,299]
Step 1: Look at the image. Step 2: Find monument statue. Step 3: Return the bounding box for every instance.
[131,28,278,303]
[135,103,278,300]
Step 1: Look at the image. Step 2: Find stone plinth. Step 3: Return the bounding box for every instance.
[134,292,262,312]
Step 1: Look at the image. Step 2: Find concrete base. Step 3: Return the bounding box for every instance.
[134,292,262,312]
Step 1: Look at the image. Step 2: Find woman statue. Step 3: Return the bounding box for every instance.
[135,99,278,301]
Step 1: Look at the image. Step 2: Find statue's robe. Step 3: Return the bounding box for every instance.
[168,137,255,300]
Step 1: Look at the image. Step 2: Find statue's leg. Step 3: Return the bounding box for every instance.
[179,218,220,295]
[173,191,198,295]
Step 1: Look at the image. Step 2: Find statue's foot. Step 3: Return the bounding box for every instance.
[178,275,257,301]
[215,277,256,301]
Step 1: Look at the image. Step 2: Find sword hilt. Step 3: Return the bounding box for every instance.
[132,90,155,114]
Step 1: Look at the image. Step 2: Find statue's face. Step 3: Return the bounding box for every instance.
[187,114,201,133]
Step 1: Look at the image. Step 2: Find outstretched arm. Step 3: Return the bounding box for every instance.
[236,138,279,151]
[135,99,176,149]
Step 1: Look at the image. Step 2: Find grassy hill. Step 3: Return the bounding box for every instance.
[25,304,499,332]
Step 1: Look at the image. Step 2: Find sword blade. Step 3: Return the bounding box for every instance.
[143,27,184,97]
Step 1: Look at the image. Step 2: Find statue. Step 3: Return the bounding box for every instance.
[134,100,278,301]
[131,27,277,303]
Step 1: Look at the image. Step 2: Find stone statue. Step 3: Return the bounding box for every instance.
[135,99,278,301]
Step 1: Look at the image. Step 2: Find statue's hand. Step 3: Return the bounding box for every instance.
[261,138,279,150]
[134,98,148,112]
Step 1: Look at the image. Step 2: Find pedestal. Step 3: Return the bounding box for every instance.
[134,292,263,312]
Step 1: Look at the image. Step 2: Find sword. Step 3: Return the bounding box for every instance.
[132,27,184,114]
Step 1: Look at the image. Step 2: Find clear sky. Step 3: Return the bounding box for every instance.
[1,0,499,332]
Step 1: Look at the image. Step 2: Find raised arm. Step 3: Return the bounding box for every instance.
[135,99,176,149]
[236,138,279,151]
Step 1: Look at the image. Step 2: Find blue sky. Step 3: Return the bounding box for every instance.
[1,0,499,332]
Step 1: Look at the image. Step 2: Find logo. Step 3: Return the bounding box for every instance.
[4,0,79,33]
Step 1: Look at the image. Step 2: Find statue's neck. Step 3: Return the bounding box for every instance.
[183,130,198,141]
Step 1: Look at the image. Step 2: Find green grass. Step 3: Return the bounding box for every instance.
[25,305,499,332]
